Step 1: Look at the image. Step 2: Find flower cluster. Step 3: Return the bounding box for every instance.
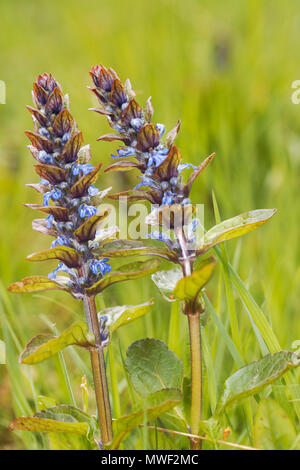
[25,73,112,297]
[88,65,214,207]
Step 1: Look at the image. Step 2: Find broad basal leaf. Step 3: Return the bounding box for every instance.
[173,257,216,302]
[254,398,299,450]
[216,351,300,413]
[7,276,69,294]
[99,300,154,333]
[197,209,277,255]
[152,268,183,301]
[20,321,95,364]
[86,258,161,296]
[108,388,182,450]
[126,338,184,397]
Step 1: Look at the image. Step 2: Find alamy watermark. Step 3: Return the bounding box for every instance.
[0,80,6,104]
[96,198,205,251]
[291,80,300,104]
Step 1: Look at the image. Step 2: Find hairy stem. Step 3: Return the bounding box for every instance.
[174,227,202,450]
[82,294,113,445]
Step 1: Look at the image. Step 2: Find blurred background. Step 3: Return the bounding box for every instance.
[0,0,300,449]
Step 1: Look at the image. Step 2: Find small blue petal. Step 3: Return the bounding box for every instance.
[155,123,165,137]
[46,214,54,228]
[51,235,70,248]
[130,118,144,131]
[90,258,112,276]
[78,204,97,219]
[48,263,76,280]
[38,150,53,164]
[39,128,50,138]
[88,185,99,196]
[62,132,71,144]
[135,176,159,190]
[111,147,136,158]
[178,163,197,173]
[146,231,170,243]
[72,163,95,176]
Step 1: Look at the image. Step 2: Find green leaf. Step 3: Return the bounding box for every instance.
[48,432,96,450]
[7,275,70,294]
[173,257,216,302]
[20,321,95,364]
[9,405,98,443]
[99,240,179,263]
[126,338,184,397]
[9,416,88,435]
[37,395,56,411]
[152,268,183,301]
[108,388,182,450]
[99,299,154,333]
[86,258,161,296]
[26,246,80,268]
[254,398,299,450]
[198,209,277,254]
[216,351,300,413]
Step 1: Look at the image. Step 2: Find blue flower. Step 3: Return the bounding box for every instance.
[88,185,99,196]
[46,214,54,228]
[90,258,112,276]
[39,128,50,138]
[111,147,137,158]
[135,176,160,190]
[150,148,169,168]
[146,231,170,243]
[78,204,97,219]
[178,163,197,173]
[62,132,71,144]
[38,150,54,164]
[161,191,175,205]
[51,235,70,248]
[43,188,63,206]
[48,263,76,280]
[72,163,95,176]
[155,123,165,137]
[130,118,144,131]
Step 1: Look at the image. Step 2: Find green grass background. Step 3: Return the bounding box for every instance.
[0,0,300,449]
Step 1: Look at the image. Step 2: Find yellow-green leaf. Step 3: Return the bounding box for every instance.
[173,257,216,301]
[20,321,95,364]
[27,246,80,268]
[9,417,89,435]
[216,351,300,414]
[7,276,69,294]
[86,259,161,296]
[99,299,154,333]
[197,209,277,254]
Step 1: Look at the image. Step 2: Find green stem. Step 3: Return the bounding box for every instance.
[188,312,203,450]
[82,294,113,445]
[174,226,203,450]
